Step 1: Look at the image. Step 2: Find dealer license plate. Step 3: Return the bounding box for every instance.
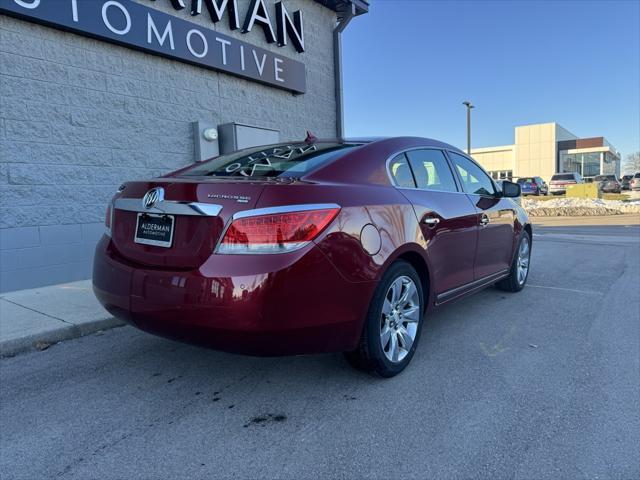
[134,213,174,248]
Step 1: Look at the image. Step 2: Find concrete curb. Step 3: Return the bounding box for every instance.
[0,316,125,358]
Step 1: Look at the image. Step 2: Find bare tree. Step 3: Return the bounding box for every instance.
[622,151,640,174]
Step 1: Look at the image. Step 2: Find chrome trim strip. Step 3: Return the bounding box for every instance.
[385,147,454,190]
[216,241,311,255]
[114,198,223,217]
[397,187,470,196]
[435,269,509,305]
[232,203,341,220]
[384,146,467,194]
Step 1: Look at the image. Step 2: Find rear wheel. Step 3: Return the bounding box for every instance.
[344,261,424,377]
[496,232,531,292]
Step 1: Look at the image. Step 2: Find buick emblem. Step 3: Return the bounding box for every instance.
[142,187,164,209]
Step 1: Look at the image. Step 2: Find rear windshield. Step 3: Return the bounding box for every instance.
[622,175,633,180]
[595,175,616,181]
[517,178,535,183]
[179,142,361,178]
[551,174,575,181]
[635,173,640,178]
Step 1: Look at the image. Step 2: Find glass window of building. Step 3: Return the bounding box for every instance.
[582,153,601,177]
[602,152,619,175]
[488,170,513,180]
[560,151,605,177]
[560,152,579,174]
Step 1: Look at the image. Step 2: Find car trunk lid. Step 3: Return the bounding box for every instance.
[110,178,268,268]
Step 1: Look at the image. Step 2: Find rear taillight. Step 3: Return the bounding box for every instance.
[216,205,340,254]
[105,204,113,237]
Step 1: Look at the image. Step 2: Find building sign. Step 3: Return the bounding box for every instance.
[0,0,307,93]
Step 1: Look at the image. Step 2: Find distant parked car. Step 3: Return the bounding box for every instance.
[594,175,621,194]
[620,174,634,190]
[516,177,548,196]
[630,172,640,191]
[549,172,583,195]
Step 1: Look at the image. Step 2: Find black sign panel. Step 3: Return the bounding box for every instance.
[0,0,306,94]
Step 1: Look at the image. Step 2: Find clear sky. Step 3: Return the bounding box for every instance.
[342,0,640,158]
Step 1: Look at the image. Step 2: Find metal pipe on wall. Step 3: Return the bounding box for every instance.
[333,3,356,140]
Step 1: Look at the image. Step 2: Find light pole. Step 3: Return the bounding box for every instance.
[462,101,474,155]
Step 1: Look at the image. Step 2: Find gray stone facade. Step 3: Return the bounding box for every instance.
[0,0,338,292]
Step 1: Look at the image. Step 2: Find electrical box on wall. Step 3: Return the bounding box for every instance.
[218,123,280,154]
[192,121,219,162]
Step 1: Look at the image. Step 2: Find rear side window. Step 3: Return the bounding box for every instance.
[389,153,416,188]
[517,177,534,184]
[405,149,458,192]
[448,151,495,196]
[179,142,360,178]
[552,174,575,181]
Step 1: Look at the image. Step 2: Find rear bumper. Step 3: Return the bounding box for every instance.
[92,236,376,356]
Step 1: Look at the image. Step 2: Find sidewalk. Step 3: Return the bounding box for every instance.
[0,281,123,357]
[532,212,640,226]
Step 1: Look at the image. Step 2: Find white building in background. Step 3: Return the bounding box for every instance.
[470,122,621,182]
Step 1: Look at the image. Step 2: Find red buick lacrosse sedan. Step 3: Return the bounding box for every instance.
[93,136,531,377]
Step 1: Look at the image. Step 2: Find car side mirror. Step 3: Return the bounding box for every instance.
[500,180,521,198]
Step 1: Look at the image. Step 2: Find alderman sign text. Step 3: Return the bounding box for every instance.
[0,0,307,93]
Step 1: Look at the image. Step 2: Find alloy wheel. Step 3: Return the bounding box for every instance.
[517,236,530,285]
[380,276,421,363]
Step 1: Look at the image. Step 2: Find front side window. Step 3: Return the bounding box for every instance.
[389,153,416,188]
[179,142,361,178]
[405,149,458,192]
[448,151,495,196]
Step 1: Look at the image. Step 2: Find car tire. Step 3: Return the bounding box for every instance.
[344,260,425,378]
[496,231,531,293]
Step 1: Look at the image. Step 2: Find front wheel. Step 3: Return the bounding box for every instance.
[496,232,531,292]
[344,260,424,377]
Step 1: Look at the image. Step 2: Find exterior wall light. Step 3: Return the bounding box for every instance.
[203,128,218,142]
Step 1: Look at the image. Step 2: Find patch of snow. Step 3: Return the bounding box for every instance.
[522,197,640,216]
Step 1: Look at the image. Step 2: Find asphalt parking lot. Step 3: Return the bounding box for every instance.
[1,223,639,479]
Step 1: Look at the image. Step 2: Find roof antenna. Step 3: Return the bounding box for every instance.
[304,130,318,144]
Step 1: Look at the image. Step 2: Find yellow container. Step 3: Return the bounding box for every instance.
[566,183,600,198]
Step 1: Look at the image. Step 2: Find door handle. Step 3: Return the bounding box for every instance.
[480,213,490,226]
[423,217,440,227]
